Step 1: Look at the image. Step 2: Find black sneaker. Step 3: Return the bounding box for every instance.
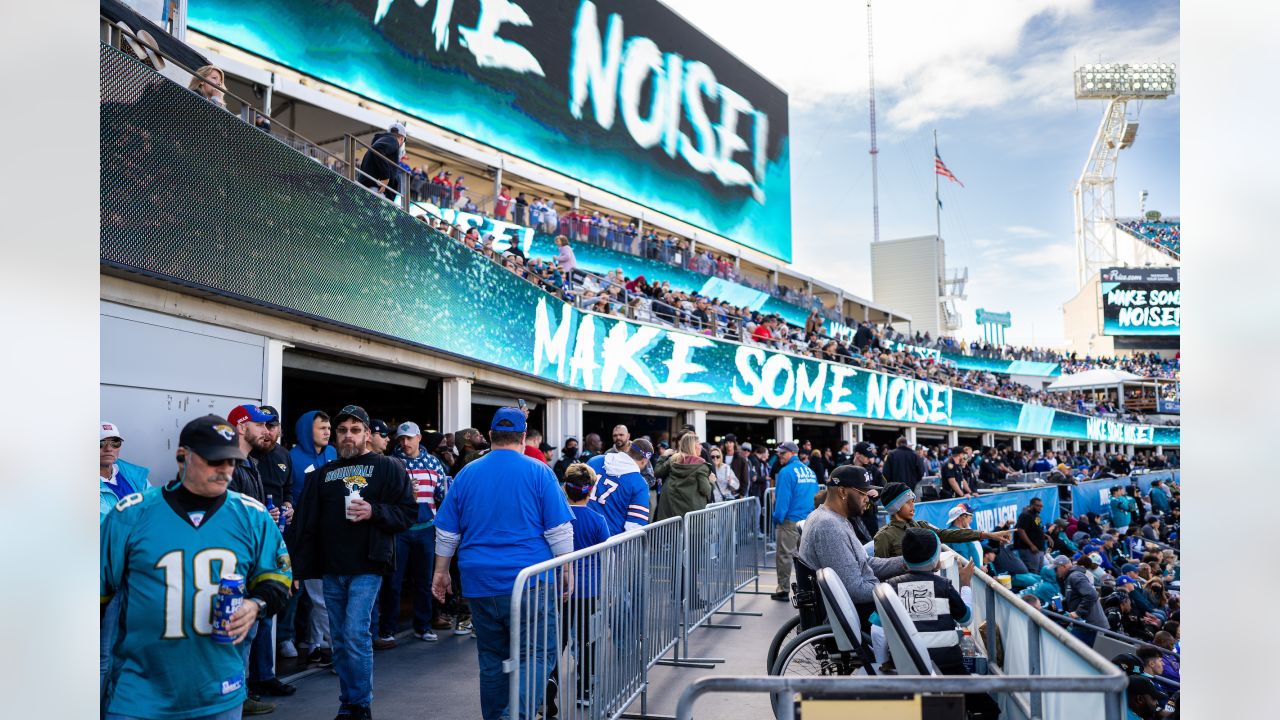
[770,590,789,601]
[333,704,353,720]
[308,647,334,667]
[348,705,372,719]
[250,678,297,697]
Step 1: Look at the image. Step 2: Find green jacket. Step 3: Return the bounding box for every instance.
[874,517,983,558]
[652,456,712,522]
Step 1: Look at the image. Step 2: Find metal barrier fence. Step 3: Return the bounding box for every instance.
[509,529,648,720]
[762,488,776,563]
[731,497,763,594]
[680,498,763,659]
[641,517,683,671]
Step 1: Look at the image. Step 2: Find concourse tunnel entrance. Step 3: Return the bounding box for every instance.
[705,413,773,448]
[793,420,842,454]
[582,404,676,447]
[470,386,547,438]
[281,350,441,445]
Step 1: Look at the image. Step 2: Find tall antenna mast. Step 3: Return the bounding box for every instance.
[866,0,881,244]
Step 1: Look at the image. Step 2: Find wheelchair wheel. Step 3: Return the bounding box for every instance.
[769,625,863,719]
[765,615,802,672]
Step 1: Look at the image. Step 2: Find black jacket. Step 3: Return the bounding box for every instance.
[291,452,416,579]
[884,446,924,489]
[358,132,403,192]
[250,444,292,508]
[229,456,265,503]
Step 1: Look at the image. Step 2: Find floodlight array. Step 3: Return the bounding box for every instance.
[1075,63,1176,99]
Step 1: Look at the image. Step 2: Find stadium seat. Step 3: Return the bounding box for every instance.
[816,568,878,673]
[873,583,940,675]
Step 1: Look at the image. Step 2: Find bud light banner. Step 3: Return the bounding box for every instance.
[188,0,794,261]
[1069,478,1126,519]
[914,486,1058,534]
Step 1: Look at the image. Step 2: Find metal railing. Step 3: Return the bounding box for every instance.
[679,498,763,660]
[967,566,1128,719]
[640,517,683,674]
[508,529,649,720]
[762,488,777,563]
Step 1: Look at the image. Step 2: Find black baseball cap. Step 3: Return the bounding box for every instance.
[259,405,281,425]
[179,414,246,462]
[826,465,879,496]
[334,404,371,427]
[854,441,876,457]
[370,419,391,437]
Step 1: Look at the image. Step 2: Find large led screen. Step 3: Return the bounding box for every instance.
[188,0,794,260]
[1100,267,1180,336]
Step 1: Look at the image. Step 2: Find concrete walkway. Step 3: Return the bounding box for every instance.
[266,571,793,720]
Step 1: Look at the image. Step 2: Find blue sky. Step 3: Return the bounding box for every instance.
[665,0,1179,346]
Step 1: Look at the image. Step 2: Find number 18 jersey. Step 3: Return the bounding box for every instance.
[101,486,290,719]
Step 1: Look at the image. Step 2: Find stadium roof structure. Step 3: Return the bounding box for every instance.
[1045,368,1150,392]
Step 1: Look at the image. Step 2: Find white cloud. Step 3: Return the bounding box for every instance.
[1005,225,1051,238]
[661,0,1177,131]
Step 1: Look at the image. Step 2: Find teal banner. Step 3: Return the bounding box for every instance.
[187,0,794,261]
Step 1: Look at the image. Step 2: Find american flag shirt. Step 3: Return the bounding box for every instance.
[393,448,449,528]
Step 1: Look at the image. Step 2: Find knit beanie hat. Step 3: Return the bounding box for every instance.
[881,483,914,514]
[902,528,941,570]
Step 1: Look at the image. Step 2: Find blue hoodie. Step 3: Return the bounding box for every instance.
[289,410,337,507]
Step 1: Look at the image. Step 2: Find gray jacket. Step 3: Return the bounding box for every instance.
[1063,566,1107,627]
[799,506,906,604]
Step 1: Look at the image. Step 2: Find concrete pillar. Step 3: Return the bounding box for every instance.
[262,339,291,410]
[492,166,503,207]
[543,398,584,448]
[855,423,864,442]
[1034,437,1045,453]
[684,409,707,442]
[904,427,917,447]
[840,422,856,446]
[1155,445,1162,456]
[947,430,959,448]
[441,377,472,433]
[1013,436,1023,451]
[773,416,793,445]
[1125,444,1135,456]
[982,432,995,447]
[1073,441,1081,452]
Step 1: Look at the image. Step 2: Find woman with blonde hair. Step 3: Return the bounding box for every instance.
[653,431,712,521]
[188,65,227,109]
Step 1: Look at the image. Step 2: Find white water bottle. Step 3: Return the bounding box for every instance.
[344,489,362,521]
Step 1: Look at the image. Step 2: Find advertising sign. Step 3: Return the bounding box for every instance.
[188,0,794,260]
[914,486,1058,534]
[1100,267,1181,336]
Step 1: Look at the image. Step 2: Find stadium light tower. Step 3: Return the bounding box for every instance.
[1072,63,1176,288]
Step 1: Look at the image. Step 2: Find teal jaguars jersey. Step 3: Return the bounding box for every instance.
[101,486,291,719]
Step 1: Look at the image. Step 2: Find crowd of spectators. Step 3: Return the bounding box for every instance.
[1119,219,1181,257]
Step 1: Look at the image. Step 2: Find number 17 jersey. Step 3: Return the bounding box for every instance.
[101,486,290,719]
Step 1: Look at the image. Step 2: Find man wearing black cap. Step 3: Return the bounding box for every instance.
[100,415,291,720]
[798,465,905,631]
[367,419,392,455]
[291,405,416,720]
[851,441,884,537]
[873,483,1010,558]
[1125,675,1163,719]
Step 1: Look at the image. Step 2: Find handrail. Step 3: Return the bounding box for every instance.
[674,674,1129,720]
[1039,609,1180,665]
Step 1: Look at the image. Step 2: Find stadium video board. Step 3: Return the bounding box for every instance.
[187,0,794,261]
[1100,267,1180,336]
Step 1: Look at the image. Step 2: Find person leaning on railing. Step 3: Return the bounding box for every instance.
[187,64,228,110]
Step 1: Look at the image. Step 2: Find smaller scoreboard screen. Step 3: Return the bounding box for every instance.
[1100,267,1180,336]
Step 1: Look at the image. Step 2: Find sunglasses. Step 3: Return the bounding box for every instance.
[101,439,122,449]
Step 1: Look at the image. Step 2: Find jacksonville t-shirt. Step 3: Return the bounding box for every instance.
[435,448,574,598]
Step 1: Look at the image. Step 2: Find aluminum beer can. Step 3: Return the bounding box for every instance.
[212,573,246,643]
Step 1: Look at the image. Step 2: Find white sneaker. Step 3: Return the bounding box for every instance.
[414,629,439,642]
[453,619,473,636]
[279,640,298,658]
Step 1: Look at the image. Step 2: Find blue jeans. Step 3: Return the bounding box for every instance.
[249,617,275,681]
[277,588,299,644]
[324,574,383,709]
[102,594,121,704]
[470,590,557,720]
[108,710,241,720]
[374,526,436,635]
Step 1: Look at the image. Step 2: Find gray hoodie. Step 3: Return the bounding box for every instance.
[1063,565,1107,627]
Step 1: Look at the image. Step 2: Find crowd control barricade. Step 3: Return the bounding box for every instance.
[680,498,763,659]
[731,496,764,595]
[640,517,683,671]
[509,529,649,720]
[762,488,777,564]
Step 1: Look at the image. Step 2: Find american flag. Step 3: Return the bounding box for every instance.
[935,150,964,188]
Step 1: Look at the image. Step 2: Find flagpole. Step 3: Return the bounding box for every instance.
[934,128,941,240]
